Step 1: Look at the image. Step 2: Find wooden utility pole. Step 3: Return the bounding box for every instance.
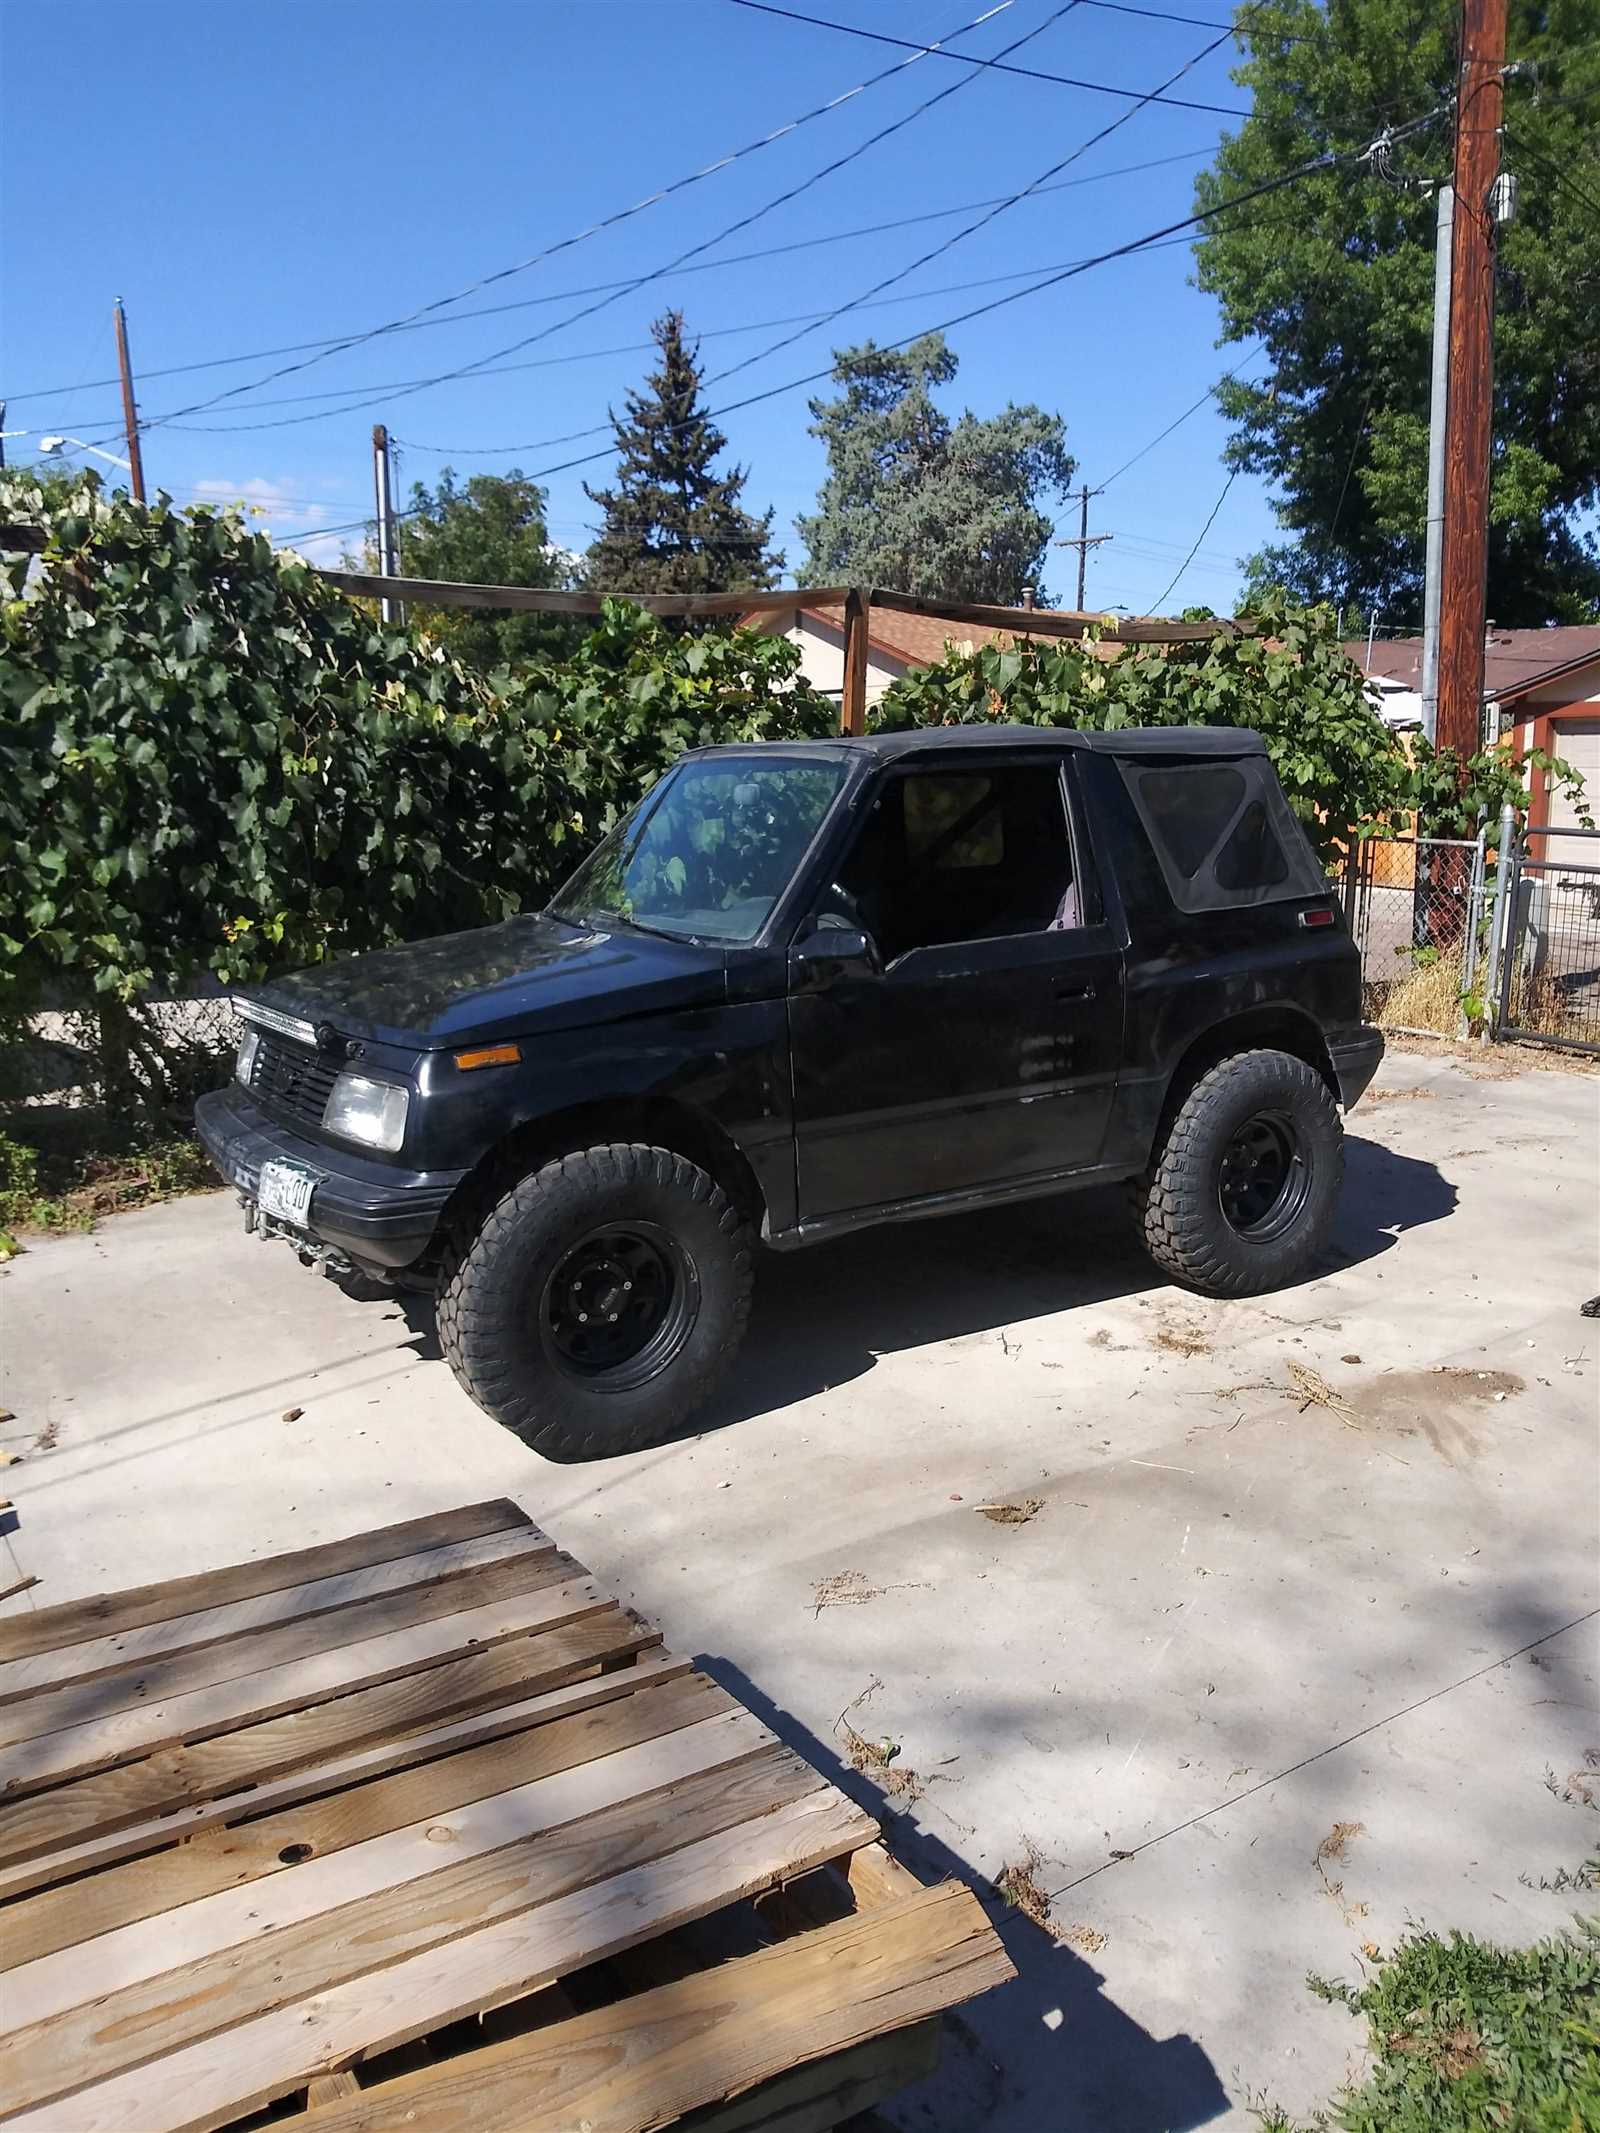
[1435,0,1508,760]
[1056,486,1113,609]
[112,299,146,503]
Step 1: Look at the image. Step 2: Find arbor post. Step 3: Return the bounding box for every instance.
[840,587,870,736]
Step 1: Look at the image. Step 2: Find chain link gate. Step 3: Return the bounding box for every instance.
[1493,826,1600,1057]
[1336,832,1490,1037]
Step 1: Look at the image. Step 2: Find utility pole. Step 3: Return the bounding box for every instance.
[1056,485,1113,610]
[113,299,146,503]
[1435,0,1508,761]
[1418,182,1454,745]
[371,424,402,625]
[0,403,7,471]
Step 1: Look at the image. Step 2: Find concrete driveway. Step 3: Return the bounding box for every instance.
[3,1040,1597,2131]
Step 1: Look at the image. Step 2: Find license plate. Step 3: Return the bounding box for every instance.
[257,1159,317,1227]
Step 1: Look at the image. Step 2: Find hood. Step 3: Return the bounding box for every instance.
[252,913,727,1048]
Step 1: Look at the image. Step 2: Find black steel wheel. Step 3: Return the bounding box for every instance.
[1217,1111,1311,1241]
[540,1222,698,1389]
[1131,1048,1344,1297]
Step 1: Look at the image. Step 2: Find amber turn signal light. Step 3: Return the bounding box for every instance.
[454,1043,522,1070]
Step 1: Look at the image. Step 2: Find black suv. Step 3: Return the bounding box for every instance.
[198,726,1383,1461]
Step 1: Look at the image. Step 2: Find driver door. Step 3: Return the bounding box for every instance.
[788,759,1123,1222]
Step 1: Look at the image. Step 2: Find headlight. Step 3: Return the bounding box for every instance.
[322,1072,409,1152]
[235,1026,260,1087]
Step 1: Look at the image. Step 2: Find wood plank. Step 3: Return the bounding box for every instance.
[840,587,869,738]
[195,1884,1006,2133]
[1,1667,728,1969]
[670,2021,940,2133]
[8,1784,880,2132]
[0,1572,609,1797]
[846,1840,927,1911]
[0,1545,568,1751]
[314,573,851,620]
[305,2070,360,2108]
[0,1526,556,1704]
[0,1610,655,1874]
[0,1503,530,1666]
[11,1756,818,2110]
[0,1646,685,1917]
[867,584,1243,642]
[3,1707,770,2041]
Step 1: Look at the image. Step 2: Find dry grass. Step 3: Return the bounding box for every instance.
[994,1841,1052,1929]
[974,1499,1044,1526]
[1379,953,1468,1034]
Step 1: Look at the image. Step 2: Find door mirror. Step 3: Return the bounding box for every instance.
[793,921,881,985]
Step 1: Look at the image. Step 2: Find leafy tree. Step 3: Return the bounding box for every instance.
[584,313,783,595]
[797,333,1074,603]
[398,468,578,668]
[1193,0,1600,625]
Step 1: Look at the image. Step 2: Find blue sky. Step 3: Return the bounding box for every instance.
[1,0,1281,614]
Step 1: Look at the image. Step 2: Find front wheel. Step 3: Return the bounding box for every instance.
[1131,1049,1344,1297]
[437,1144,754,1461]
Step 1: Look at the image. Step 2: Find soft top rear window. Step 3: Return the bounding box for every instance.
[1119,754,1324,912]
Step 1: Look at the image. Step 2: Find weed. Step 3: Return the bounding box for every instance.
[1255,1920,1600,2131]
[994,1841,1052,1930]
[0,1121,216,1242]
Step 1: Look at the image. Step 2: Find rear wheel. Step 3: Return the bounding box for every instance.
[1131,1049,1344,1297]
[437,1143,754,1461]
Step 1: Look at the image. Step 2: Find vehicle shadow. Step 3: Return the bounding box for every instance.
[372,1134,1455,1443]
[704,1134,1455,1431]
[701,1654,1231,2133]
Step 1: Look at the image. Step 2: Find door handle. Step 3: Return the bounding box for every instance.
[1055,980,1097,1002]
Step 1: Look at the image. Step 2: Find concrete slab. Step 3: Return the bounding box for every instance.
[2,1041,1597,2130]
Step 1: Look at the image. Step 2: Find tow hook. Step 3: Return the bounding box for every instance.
[245,1201,354,1278]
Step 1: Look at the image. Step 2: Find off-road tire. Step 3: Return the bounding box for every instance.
[437,1143,754,1461]
[1131,1048,1344,1297]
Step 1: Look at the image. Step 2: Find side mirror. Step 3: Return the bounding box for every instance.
[793,922,881,986]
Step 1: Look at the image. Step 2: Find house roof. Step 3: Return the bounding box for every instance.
[746,601,1122,669]
[1345,626,1600,704]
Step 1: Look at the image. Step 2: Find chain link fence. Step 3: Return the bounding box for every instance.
[1333,834,1489,1037]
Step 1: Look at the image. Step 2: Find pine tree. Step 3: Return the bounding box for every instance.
[584,313,783,595]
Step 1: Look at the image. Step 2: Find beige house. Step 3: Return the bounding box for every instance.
[1351,626,1600,842]
[739,601,1022,709]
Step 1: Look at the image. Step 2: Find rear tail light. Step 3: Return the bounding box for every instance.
[1298,905,1338,929]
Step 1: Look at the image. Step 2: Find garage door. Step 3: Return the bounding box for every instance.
[1548,719,1600,838]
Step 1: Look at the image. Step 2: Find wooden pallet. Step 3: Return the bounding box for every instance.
[0,1500,1012,2132]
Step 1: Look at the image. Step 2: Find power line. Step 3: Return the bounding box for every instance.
[703,14,1239,389]
[1079,0,1315,38]
[3,149,1218,409]
[145,0,1088,449]
[79,0,1021,445]
[397,156,1348,499]
[729,0,1247,113]
[1093,352,1267,488]
[137,229,1237,436]
[1501,124,1600,221]
[1149,465,1240,608]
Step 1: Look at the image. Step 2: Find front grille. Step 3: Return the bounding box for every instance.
[248,1033,341,1133]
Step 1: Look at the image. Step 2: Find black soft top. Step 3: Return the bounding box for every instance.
[690,723,1269,763]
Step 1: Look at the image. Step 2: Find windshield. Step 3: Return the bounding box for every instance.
[550,753,847,943]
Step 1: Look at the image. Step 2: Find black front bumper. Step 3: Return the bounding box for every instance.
[1331,1024,1386,1108]
[195,1085,466,1270]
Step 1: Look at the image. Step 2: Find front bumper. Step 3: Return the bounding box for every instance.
[1330,1025,1386,1109]
[195,1085,466,1270]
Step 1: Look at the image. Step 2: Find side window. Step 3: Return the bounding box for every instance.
[835,765,1076,960]
[1135,766,1247,878]
[1214,799,1290,891]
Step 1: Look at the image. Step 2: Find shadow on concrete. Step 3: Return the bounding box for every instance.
[372,1137,1456,1452]
[702,1654,1230,2133]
